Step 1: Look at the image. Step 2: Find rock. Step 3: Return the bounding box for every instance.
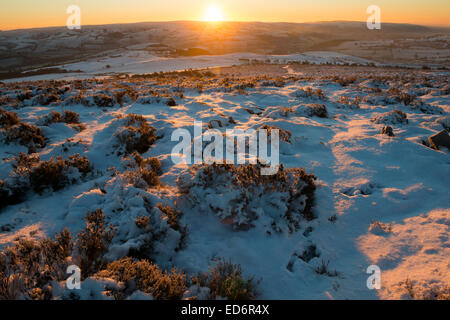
[380,126,394,137]
[428,129,450,150]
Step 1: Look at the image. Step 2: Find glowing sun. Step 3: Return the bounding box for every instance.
[203,5,225,22]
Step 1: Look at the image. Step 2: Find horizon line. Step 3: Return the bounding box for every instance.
[2,19,450,32]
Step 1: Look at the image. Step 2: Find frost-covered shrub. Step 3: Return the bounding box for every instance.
[166,97,177,106]
[177,163,317,232]
[38,110,82,127]
[113,88,138,106]
[0,108,20,128]
[401,279,450,300]
[0,153,92,209]
[313,259,338,277]
[37,93,60,106]
[372,110,408,125]
[294,87,326,100]
[0,229,73,300]
[93,94,115,107]
[395,92,416,106]
[156,204,181,232]
[192,260,258,300]
[369,221,392,235]
[65,93,92,106]
[338,95,361,109]
[123,152,161,188]
[95,257,186,300]
[1,122,46,151]
[62,110,80,124]
[37,110,85,132]
[28,154,92,193]
[436,116,450,131]
[37,111,62,125]
[0,180,21,211]
[259,125,292,142]
[410,102,444,115]
[76,209,116,279]
[301,103,328,118]
[115,114,157,154]
[332,76,356,87]
[0,210,117,300]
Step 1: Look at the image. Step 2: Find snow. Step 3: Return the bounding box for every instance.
[359,208,449,299]
[3,51,379,83]
[0,63,449,300]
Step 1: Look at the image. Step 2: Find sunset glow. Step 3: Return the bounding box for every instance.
[203,5,225,22]
[1,0,449,30]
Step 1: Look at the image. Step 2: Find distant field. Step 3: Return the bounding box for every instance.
[1,21,449,75]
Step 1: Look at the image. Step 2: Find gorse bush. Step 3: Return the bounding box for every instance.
[192,260,258,300]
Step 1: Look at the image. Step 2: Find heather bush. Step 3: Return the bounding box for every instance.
[259,125,292,142]
[76,209,116,279]
[38,110,84,131]
[302,103,328,118]
[338,95,361,109]
[293,87,326,100]
[177,163,317,232]
[0,229,73,300]
[95,257,186,300]
[372,110,408,125]
[401,279,450,300]
[37,93,60,106]
[1,120,46,151]
[123,152,161,188]
[115,114,157,154]
[192,260,258,300]
[333,76,356,87]
[0,108,20,128]
[0,153,92,210]
[93,94,115,107]
[28,154,92,193]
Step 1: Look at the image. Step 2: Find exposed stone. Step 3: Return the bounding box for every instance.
[380,126,394,137]
[428,129,450,150]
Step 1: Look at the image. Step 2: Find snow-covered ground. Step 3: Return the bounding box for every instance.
[0,63,448,300]
[3,51,380,83]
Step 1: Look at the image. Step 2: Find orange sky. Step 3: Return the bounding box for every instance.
[1,0,449,30]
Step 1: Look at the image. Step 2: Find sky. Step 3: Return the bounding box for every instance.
[0,0,449,30]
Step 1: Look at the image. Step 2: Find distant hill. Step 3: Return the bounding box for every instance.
[0,21,449,72]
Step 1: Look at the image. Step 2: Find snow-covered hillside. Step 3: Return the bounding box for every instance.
[0,63,448,300]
